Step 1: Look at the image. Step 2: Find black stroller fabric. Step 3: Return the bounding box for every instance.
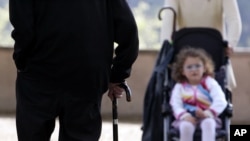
[141,40,173,141]
[171,28,228,71]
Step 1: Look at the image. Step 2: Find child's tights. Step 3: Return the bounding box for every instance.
[179,118,216,141]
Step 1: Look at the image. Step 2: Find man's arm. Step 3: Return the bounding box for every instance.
[110,0,139,83]
[9,0,35,70]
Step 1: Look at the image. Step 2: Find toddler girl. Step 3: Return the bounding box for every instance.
[170,47,227,141]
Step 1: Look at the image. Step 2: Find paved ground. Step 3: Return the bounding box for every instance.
[0,116,142,141]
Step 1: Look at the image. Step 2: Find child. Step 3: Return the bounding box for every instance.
[170,47,227,141]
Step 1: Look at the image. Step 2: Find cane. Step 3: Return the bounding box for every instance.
[112,82,132,141]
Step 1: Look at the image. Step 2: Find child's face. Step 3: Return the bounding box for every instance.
[182,56,205,85]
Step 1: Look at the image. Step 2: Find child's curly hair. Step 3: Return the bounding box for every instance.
[171,47,215,82]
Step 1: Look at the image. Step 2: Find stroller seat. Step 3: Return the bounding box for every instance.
[171,27,228,71]
[162,27,233,141]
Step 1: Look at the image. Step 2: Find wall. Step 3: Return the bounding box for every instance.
[0,48,250,124]
[0,48,16,113]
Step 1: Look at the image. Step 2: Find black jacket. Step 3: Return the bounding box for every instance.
[9,0,139,92]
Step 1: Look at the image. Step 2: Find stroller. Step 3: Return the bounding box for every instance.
[142,7,233,141]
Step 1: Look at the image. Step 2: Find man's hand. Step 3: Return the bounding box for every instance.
[108,83,125,101]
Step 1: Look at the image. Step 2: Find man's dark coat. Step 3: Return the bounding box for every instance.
[9,0,139,92]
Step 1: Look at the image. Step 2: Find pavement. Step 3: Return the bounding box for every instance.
[0,116,142,141]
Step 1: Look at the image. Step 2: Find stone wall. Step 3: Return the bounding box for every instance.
[0,48,250,124]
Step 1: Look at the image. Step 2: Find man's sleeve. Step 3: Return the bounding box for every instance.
[110,0,139,83]
[9,0,35,70]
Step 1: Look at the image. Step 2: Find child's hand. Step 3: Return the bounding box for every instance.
[195,107,207,119]
[183,115,196,124]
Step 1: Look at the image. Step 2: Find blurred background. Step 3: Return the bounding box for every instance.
[1,0,250,48]
[0,0,250,141]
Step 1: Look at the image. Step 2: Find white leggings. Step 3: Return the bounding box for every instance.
[179,118,216,141]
